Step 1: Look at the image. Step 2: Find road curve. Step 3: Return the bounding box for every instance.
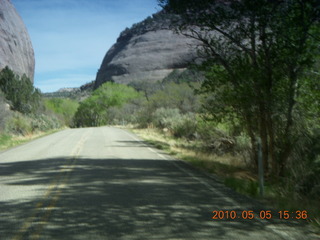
[0,127,317,240]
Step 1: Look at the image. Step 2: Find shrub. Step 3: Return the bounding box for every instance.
[152,108,181,129]
[73,82,141,127]
[150,82,201,114]
[151,108,197,139]
[106,103,140,125]
[225,177,259,197]
[0,90,11,131]
[29,114,61,132]
[44,98,79,126]
[6,115,32,136]
[171,113,197,139]
[0,67,41,114]
[135,104,154,128]
[291,128,320,199]
[196,118,235,154]
[5,113,61,136]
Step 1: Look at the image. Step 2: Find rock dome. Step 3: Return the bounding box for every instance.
[95,12,200,88]
[0,0,35,81]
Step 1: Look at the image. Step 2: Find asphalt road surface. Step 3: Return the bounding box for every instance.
[0,127,317,240]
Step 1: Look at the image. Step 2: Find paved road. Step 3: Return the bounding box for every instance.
[0,127,317,240]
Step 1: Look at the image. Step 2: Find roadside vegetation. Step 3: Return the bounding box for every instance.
[158,0,320,227]
[73,82,140,127]
[44,98,79,127]
[71,0,320,228]
[1,0,318,229]
[0,67,74,150]
[71,65,320,227]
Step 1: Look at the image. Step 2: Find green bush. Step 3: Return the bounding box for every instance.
[106,102,141,125]
[152,108,181,129]
[73,82,141,127]
[44,98,79,126]
[0,134,11,146]
[135,104,154,128]
[5,113,61,136]
[0,67,41,114]
[6,115,32,136]
[150,82,201,114]
[196,118,235,154]
[291,128,320,199]
[29,114,61,132]
[171,113,197,139]
[196,118,225,141]
[151,108,197,139]
[0,90,11,131]
[225,177,259,197]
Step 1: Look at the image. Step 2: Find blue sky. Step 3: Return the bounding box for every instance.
[11,0,160,92]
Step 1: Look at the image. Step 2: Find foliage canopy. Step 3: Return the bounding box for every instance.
[73,82,141,127]
[160,0,320,177]
[0,67,41,114]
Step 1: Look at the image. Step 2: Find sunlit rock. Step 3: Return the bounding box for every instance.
[0,0,35,81]
[95,12,200,88]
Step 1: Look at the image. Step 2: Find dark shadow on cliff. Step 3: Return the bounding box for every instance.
[0,156,312,240]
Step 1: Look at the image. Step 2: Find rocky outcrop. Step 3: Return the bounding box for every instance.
[0,0,35,82]
[95,12,200,88]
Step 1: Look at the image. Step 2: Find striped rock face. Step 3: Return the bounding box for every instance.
[0,0,35,82]
[95,13,200,88]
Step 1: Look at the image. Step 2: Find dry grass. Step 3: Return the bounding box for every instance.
[0,129,62,151]
[131,127,320,232]
[132,127,254,180]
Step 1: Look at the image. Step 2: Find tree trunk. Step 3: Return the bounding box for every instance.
[249,134,258,168]
[259,102,269,175]
[266,112,277,177]
[244,111,258,168]
[278,141,293,177]
[278,69,299,177]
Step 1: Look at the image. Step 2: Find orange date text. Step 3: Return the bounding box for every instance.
[211,210,308,220]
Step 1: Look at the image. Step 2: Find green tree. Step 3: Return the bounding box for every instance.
[160,0,320,177]
[0,90,11,131]
[150,82,201,113]
[44,98,79,126]
[73,82,141,127]
[128,81,162,101]
[0,67,41,114]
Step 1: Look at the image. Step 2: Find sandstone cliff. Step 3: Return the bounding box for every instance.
[0,0,35,82]
[95,12,200,88]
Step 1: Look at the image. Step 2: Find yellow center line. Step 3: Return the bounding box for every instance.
[12,129,91,240]
[30,173,71,240]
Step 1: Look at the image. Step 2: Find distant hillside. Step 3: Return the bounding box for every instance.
[43,88,80,99]
[94,11,201,88]
[43,81,94,100]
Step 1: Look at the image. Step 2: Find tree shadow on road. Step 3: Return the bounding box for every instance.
[0,156,315,240]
